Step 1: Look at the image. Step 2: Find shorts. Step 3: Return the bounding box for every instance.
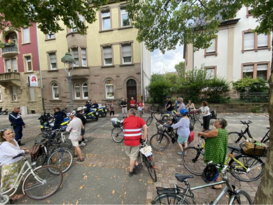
[125,145,140,161]
[122,107,127,113]
[71,139,79,147]
[81,129,85,136]
[177,135,189,144]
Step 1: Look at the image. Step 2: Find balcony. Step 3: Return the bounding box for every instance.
[1,44,19,58]
[0,72,21,87]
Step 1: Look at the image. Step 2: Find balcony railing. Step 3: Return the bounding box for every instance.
[1,44,18,57]
[0,72,20,81]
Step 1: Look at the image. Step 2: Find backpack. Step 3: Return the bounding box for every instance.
[29,144,43,162]
[210,109,217,119]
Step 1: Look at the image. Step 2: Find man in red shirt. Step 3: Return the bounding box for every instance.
[123,108,148,177]
[129,97,136,109]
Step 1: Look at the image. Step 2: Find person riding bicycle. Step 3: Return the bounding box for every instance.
[0,128,29,201]
[123,108,148,177]
[53,107,66,130]
[165,96,173,115]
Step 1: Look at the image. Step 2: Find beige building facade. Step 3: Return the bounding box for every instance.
[37,1,151,111]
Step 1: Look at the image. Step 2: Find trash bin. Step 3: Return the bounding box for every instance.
[20,106,28,115]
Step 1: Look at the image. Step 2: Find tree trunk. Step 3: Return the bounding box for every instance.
[254,34,273,204]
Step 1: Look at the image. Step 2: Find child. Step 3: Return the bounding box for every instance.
[187,126,195,145]
[109,101,115,117]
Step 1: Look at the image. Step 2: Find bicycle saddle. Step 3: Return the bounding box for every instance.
[266,126,270,129]
[228,145,241,152]
[175,173,193,182]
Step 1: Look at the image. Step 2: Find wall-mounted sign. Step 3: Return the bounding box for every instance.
[28,75,39,87]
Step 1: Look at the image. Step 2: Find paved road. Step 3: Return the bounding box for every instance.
[0,112,269,204]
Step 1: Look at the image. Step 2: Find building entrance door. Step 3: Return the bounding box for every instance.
[126,79,137,105]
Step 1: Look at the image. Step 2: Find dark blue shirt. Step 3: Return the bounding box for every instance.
[92,103,99,108]
[54,111,66,125]
[9,112,25,127]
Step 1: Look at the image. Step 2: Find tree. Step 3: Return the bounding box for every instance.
[174,61,185,78]
[127,0,273,203]
[0,0,108,34]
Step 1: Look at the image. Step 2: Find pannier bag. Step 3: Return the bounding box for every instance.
[29,144,42,162]
[210,109,217,119]
[241,141,267,157]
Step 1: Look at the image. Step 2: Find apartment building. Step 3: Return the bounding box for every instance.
[184,6,272,82]
[0,24,43,113]
[37,1,151,110]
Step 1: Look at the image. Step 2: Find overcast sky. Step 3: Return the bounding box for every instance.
[151,45,184,74]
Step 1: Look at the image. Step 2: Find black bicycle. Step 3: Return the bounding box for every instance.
[146,111,165,126]
[228,120,270,144]
[150,122,178,151]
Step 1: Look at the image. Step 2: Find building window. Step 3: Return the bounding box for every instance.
[71,48,79,66]
[246,7,253,17]
[70,21,77,32]
[5,58,17,72]
[120,8,130,27]
[101,10,111,30]
[206,67,216,79]
[5,59,11,72]
[105,80,114,99]
[122,44,132,64]
[23,27,30,43]
[49,53,57,70]
[12,59,18,72]
[242,62,270,80]
[81,48,87,66]
[82,83,88,99]
[12,86,17,101]
[47,33,55,39]
[52,83,59,99]
[0,87,2,102]
[242,30,270,52]
[205,38,217,57]
[25,56,32,72]
[103,46,113,65]
[29,87,35,101]
[74,83,81,99]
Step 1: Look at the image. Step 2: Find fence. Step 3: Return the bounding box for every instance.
[240,92,269,103]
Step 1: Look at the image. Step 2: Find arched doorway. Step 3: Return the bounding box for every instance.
[126,79,137,103]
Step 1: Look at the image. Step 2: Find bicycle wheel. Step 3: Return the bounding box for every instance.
[24,165,63,200]
[146,117,153,126]
[228,132,245,144]
[47,147,73,174]
[150,133,170,151]
[111,127,124,143]
[230,190,253,204]
[57,133,72,149]
[229,155,264,182]
[151,194,190,204]
[143,156,157,182]
[182,147,206,176]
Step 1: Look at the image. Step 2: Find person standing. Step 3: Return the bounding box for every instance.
[76,107,87,147]
[130,97,136,109]
[137,99,144,118]
[53,107,66,130]
[170,109,190,155]
[66,111,84,162]
[9,107,25,146]
[120,98,127,118]
[85,101,92,114]
[177,97,186,113]
[165,96,173,114]
[175,97,180,110]
[123,109,148,177]
[199,101,211,131]
[109,101,115,117]
[92,100,99,109]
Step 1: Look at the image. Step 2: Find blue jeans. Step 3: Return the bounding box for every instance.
[14,126,23,142]
[166,111,172,115]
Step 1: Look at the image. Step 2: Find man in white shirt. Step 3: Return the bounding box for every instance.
[66,111,84,162]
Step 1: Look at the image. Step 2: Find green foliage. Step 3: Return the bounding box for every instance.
[174,62,185,78]
[146,74,172,103]
[233,77,269,92]
[0,0,108,34]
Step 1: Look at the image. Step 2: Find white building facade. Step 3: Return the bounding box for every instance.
[184,6,272,82]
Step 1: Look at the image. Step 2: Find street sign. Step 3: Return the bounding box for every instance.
[28,74,39,87]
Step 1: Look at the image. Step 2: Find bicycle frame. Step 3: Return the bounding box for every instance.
[2,158,44,196]
[240,124,252,138]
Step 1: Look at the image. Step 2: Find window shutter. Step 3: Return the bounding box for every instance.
[104,47,112,58]
[122,45,131,57]
[12,59,17,71]
[49,53,56,63]
[23,28,29,42]
[6,60,11,70]
[243,65,254,72]
[257,34,268,47]
[206,39,216,53]
[257,64,268,71]
[72,49,79,58]
[244,33,254,50]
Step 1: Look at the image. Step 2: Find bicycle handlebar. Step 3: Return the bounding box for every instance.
[12,153,25,159]
[240,120,252,125]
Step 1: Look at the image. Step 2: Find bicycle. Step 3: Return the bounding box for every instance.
[146,110,165,126]
[139,140,157,182]
[1,153,63,202]
[228,120,270,144]
[151,160,252,205]
[150,123,178,151]
[32,134,73,174]
[182,138,264,182]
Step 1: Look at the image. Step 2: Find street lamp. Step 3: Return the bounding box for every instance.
[61,52,75,111]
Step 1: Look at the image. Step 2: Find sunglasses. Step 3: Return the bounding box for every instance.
[0,128,9,133]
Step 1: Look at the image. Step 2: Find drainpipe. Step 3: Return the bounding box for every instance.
[35,24,45,113]
[140,42,143,100]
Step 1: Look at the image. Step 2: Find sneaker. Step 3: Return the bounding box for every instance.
[177,151,182,155]
[83,139,88,142]
[79,142,86,147]
[129,171,134,177]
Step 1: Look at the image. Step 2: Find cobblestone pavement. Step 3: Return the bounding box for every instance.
[0,112,268,204]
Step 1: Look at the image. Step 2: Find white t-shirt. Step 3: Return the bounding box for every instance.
[200,106,211,116]
[66,117,82,141]
[0,140,25,166]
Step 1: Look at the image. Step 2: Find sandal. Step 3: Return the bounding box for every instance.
[211,185,222,189]
[73,154,78,158]
[77,158,84,162]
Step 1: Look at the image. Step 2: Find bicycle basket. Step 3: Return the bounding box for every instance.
[240,141,267,157]
[140,145,152,157]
